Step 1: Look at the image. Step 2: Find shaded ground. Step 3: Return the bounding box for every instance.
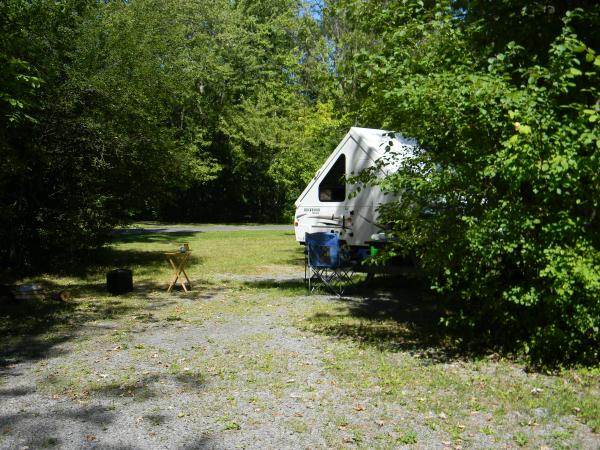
[115,224,294,235]
[1,258,598,448]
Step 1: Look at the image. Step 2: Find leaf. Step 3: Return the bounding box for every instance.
[518,125,532,135]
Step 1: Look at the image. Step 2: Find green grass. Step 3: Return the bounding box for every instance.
[296,298,600,442]
[100,229,303,281]
[127,221,289,228]
[1,225,599,449]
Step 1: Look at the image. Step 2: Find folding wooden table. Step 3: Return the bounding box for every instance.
[164,251,192,292]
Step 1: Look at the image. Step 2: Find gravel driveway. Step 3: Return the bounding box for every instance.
[1,271,598,449]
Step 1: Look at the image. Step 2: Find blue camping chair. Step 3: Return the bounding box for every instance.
[305,232,354,296]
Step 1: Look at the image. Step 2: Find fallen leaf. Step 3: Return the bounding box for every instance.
[293,412,304,417]
[338,423,348,431]
[177,412,185,418]
[85,434,96,442]
[354,404,365,411]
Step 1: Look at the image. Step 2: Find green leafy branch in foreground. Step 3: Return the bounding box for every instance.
[349,3,600,365]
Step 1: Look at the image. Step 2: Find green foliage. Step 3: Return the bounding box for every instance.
[0,0,341,275]
[343,1,600,365]
[5,0,596,367]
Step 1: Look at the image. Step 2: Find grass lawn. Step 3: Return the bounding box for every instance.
[1,228,598,449]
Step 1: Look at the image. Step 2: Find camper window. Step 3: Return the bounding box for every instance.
[319,154,346,202]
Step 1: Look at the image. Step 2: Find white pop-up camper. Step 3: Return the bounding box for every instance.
[294,127,415,249]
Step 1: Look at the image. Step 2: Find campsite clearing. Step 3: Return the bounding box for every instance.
[1,227,598,449]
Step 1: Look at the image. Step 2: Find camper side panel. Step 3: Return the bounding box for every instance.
[294,136,393,247]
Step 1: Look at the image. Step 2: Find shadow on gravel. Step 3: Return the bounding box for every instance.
[302,275,493,363]
[0,403,213,449]
[0,404,117,448]
[179,435,214,449]
[241,278,306,293]
[88,371,206,401]
[0,280,180,370]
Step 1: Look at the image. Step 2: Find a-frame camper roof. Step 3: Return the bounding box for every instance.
[295,127,414,207]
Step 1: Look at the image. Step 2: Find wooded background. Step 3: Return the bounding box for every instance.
[1,0,598,364]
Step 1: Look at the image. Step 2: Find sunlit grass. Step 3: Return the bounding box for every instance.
[107,230,303,282]
[297,299,600,441]
[2,227,598,449]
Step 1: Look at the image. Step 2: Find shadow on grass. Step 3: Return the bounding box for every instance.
[0,287,78,367]
[299,275,494,363]
[47,246,205,281]
[0,278,187,370]
[242,278,307,292]
[111,231,201,245]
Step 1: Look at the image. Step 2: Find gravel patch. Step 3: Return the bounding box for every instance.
[1,274,598,449]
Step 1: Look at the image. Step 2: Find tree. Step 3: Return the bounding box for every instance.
[0,0,342,275]
[0,0,219,274]
[340,0,600,364]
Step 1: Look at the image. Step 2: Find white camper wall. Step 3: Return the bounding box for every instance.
[294,128,413,247]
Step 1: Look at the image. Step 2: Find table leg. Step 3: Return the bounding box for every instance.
[177,264,189,292]
[167,257,180,293]
[166,253,192,293]
[180,267,191,289]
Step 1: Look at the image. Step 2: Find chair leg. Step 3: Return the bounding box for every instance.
[306,264,356,298]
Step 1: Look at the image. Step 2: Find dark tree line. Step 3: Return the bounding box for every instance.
[1,0,343,273]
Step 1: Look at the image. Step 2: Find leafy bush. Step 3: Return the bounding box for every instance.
[352,4,599,365]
